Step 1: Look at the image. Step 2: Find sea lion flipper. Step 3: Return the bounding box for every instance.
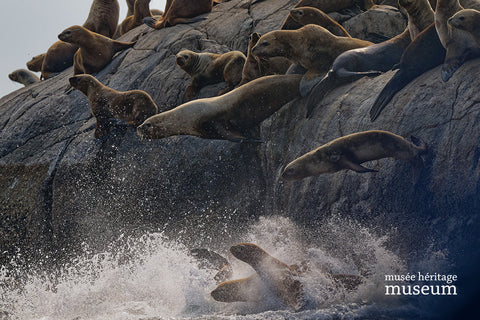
[340,158,377,173]
[299,71,322,97]
[305,71,337,118]
[410,135,427,154]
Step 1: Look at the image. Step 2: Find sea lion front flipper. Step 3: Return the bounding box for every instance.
[339,157,377,173]
[299,70,322,97]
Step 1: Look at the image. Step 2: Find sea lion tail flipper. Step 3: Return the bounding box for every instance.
[305,71,337,118]
[410,135,427,154]
[340,158,377,173]
[369,69,409,121]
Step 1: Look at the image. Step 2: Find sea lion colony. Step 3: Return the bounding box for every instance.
[5,0,479,311]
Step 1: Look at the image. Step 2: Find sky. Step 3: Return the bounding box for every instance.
[0,0,167,99]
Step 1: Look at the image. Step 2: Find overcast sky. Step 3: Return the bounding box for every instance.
[0,0,166,99]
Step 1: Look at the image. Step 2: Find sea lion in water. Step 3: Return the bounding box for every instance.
[26,54,45,73]
[212,243,305,310]
[289,7,351,37]
[69,74,158,138]
[306,0,435,115]
[251,24,373,96]
[191,248,233,283]
[238,32,291,86]
[137,74,302,142]
[143,0,213,30]
[8,69,41,86]
[58,25,136,75]
[282,130,427,180]
[175,49,246,101]
[449,8,480,46]
[369,23,446,121]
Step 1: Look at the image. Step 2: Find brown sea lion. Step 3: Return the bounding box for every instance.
[289,7,351,37]
[369,23,446,121]
[238,33,291,86]
[41,42,79,79]
[436,0,480,80]
[137,74,301,142]
[69,74,158,138]
[306,0,434,114]
[281,0,357,30]
[282,130,427,180]
[252,24,373,96]
[211,275,264,303]
[126,0,162,16]
[191,248,233,283]
[58,25,136,75]
[8,69,41,86]
[26,54,45,73]
[176,49,246,101]
[227,243,305,310]
[118,0,154,36]
[449,8,480,46]
[143,0,212,30]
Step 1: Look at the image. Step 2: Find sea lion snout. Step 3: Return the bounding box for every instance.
[137,121,154,139]
[68,76,80,87]
[281,165,300,181]
[58,30,71,42]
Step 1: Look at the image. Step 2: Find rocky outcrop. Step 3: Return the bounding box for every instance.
[0,0,478,285]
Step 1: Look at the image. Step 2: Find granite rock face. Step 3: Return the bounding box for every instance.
[0,0,478,277]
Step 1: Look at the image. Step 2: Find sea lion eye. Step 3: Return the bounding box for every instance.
[64,30,72,35]
[261,41,270,47]
[459,16,465,21]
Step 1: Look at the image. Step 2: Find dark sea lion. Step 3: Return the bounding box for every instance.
[282,130,427,180]
[251,25,373,96]
[8,69,41,86]
[143,0,213,30]
[69,74,158,138]
[176,49,246,101]
[137,74,302,142]
[369,23,446,121]
[26,54,45,73]
[289,7,351,37]
[238,32,291,86]
[58,25,136,75]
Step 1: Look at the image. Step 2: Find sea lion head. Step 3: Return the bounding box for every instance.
[176,50,196,70]
[137,114,173,140]
[26,54,45,72]
[252,31,289,58]
[58,25,85,43]
[289,7,307,23]
[8,70,21,82]
[230,243,267,266]
[448,9,477,30]
[69,74,99,94]
[281,147,341,180]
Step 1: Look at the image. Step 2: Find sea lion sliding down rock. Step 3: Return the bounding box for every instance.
[306,0,435,116]
[449,8,480,46]
[251,24,373,96]
[8,69,40,87]
[137,74,302,142]
[69,74,158,138]
[58,25,136,75]
[143,0,213,30]
[282,130,427,180]
[41,0,120,79]
[211,243,305,311]
[175,49,246,102]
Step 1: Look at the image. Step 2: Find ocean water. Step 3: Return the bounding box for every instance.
[0,216,440,320]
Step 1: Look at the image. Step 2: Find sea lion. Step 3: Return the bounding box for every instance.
[58,25,136,75]
[191,248,233,283]
[252,24,373,96]
[281,0,357,30]
[8,69,41,86]
[288,7,351,37]
[41,41,79,79]
[369,23,446,121]
[69,74,158,138]
[126,0,163,16]
[211,275,264,303]
[449,8,480,46]
[176,49,246,101]
[143,0,213,30]
[227,243,305,310]
[306,0,434,115]
[26,54,45,73]
[118,0,154,36]
[436,0,480,80]
[238,33,291,86]
[282,130,427,180]
[137,74,302,142]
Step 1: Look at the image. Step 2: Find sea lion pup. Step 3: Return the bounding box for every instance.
[306,0,435,115]
[118,0,154,36]
[238,33,291,86]
[26,54,45,73]
[8,69,41,87]
[69,74,158,138]
[176,49,246,102]
[369,24,446,121]
[288,7,351,37]
[282,130,427,180]
[143,0,213,30]
[449,9,480,46]
[227,243,305,311]
[137,74,302,142]
[252,24,373,96]
[58,25,136,75]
